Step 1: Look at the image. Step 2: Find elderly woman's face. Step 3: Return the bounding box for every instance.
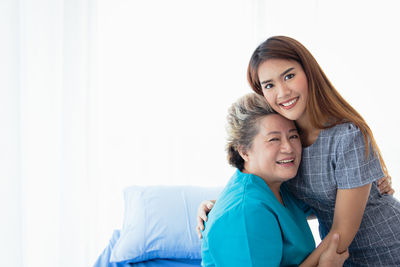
[243,114,302,184]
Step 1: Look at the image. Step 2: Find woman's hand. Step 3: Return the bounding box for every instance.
[378,175,395,195]
[196,200,216,239]
[318,233,349,267]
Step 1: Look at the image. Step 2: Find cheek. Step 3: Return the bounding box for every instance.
[262,93,276,106]
[256,147,271,162]
[263,147,278,163]
[298,76,309,94]
[295,143,302,157]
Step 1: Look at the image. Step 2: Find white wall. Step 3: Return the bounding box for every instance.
[0,1,22,266]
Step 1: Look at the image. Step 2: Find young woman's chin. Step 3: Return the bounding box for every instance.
[275,109,304,122]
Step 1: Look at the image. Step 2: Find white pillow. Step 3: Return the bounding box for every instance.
[110,185,222,263]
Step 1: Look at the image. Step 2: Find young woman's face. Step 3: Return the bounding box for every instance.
[243,114,302,184]
[257,59,308,122]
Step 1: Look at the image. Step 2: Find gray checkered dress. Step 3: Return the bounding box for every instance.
[285,123,400,266]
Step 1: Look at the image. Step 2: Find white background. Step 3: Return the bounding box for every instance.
[1,0,399,266]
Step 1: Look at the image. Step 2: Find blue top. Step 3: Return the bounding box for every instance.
[201,169,315,267]
[286,122,400,266]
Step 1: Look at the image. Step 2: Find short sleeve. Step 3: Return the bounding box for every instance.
[206,204,283,267]
[335,124,384,189]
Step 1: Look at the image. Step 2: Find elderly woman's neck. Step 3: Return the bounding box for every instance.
[243,168,284,205]
[266,181,284,206]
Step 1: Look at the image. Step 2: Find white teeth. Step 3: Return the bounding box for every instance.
[277,159,294,164]
[281,98,297,107]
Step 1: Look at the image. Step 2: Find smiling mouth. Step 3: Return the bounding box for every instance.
[279,97,298,109]
[276,159,295,164]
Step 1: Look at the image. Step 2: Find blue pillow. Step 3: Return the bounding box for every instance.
[110,186,222,263]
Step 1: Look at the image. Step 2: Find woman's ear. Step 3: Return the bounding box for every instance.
[238,146,249,162]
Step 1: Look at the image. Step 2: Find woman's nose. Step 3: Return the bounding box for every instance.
[280,139,293,153]
[277,83,291,98]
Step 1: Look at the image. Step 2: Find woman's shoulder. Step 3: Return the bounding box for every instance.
[321,122,360,138]
[210,171,266,214]
[216,173,278,215]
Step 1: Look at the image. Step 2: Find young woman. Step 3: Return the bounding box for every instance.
[199,36,399,266]
[201,93,348,267]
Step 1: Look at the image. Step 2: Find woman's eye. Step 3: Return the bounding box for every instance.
[269,138,279,142]
[284,74,295,80]
[290,134,299,139]
[264,83,273,90]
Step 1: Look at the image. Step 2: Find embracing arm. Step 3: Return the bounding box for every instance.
[299,183,371,266]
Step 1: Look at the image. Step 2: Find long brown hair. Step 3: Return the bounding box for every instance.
[247,36,387,175]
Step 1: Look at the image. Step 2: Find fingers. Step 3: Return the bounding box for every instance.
[378,175,391,183]
[207,201,215,209]
[336,249,349,264]
[196,209,205,239]
[341,250,349,260]
[198,201,211,222]
[378,176,395,195]
[379,181,389,193]
[196,225,203,239]
[196,208,206,234]
[199,200,214,221]
[378,176,391,186]
[196,200,215,239]
[379,184,394,195]
[319,233,349,267]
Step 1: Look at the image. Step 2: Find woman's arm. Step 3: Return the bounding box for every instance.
[330,184,371,252]
[299,183,371,266]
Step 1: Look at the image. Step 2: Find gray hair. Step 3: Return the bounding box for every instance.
[226,93,276,171]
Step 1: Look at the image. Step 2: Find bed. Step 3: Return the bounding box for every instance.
[93,186,222,267]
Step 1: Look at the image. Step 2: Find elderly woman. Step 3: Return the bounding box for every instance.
[201,93,348,267]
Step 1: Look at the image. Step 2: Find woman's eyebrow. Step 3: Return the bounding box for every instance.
[266,131,281,136]
[261,67,295,85]
[266,128,298,136]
